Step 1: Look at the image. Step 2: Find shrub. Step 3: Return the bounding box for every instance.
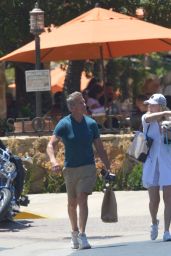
[114,170,129,190]
[126,163,143,190]
[94,175,105,191]
[44,173,66,193]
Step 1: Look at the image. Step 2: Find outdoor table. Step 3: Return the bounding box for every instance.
[91,113,107,132]
[106,114,131,133]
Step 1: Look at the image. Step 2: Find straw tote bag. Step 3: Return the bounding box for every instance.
[127,125,153,163]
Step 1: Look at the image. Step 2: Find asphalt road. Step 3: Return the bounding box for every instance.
[0,191,171,256]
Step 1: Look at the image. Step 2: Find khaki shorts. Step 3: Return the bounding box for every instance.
[62,164,97,198]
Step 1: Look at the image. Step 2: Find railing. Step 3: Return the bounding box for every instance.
[2,113,131,136]
[91,113,131,134]
[5,117,55,136]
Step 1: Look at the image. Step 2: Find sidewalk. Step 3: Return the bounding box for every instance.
[0,191,170,256]
[20,190,164,218]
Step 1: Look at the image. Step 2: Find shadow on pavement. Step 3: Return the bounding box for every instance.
[67,239,171,256]
[0,247,13,253]
[0,219,33,232]
[63,235,122,241]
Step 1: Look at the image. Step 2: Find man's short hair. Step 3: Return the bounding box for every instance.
[67,91,82,111]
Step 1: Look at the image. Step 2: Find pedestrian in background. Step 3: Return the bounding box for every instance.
[47,91,111,249]
[142,93,171,242]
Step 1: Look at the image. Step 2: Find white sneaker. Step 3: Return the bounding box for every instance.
[78,233,91,250]
[163,231,171,242]
[71,231,79,249]
[150,220,159,240]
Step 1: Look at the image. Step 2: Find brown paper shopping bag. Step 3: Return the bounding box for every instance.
[101,188,118,223]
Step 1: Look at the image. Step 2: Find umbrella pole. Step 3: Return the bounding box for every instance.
[99,46,107,110]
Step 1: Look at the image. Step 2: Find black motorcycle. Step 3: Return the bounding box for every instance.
[0,145,30,221]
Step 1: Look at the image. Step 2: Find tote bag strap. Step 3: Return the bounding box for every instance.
[146,124,150,138]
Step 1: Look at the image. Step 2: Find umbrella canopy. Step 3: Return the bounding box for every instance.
[1,7,171,63]
[51,67,91,93]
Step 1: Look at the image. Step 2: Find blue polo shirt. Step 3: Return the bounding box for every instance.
[53,114,100,167]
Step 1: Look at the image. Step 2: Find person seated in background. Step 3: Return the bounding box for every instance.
[130,94,148,131]
[162,84,171,109]
[142,78,161,98]
[86,84,105,114]
[44,92,63,124]
[106,87,122,114]
[83,77,98,94]
[120,97,132,118]
[160,72,171,109]
[82,77,100,113]
[104,87,122,129]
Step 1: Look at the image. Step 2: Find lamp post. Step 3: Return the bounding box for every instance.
[135,7,145,20]
[29,2,44,117]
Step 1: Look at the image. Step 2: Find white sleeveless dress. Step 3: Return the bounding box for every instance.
[142,114,171,188]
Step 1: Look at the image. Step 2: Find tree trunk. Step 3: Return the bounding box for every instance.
[61,60,85,115]
[15,63,36,118]
[94,60,104,83]
[0,63,7,119]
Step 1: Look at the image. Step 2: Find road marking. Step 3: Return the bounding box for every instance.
[14,211,46,219]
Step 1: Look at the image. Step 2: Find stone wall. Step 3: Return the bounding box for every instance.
[1,134,134,193]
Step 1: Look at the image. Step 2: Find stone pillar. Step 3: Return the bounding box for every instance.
[0,63,7,119]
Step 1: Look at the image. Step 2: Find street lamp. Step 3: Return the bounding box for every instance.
[29,2,44,117]
[135,7,145,20]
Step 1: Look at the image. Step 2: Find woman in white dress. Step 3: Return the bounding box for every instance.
[142,93,171,242]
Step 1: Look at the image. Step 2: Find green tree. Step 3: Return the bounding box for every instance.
[1,0,171,116]
[62,60,85,114]
[141,0,171,28]
[1,0,171,56]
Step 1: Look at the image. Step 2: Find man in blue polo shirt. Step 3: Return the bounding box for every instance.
[47,91,111,250]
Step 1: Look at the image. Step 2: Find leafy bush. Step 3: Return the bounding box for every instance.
[26,161,144,192]
[44,173,66,193]
[114,170,129,190]
[126,163,143,190]
[94,175,105,191]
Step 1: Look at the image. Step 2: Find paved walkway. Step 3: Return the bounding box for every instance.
[0,191,170,256]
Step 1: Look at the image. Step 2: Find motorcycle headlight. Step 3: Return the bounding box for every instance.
[4,162,16,174]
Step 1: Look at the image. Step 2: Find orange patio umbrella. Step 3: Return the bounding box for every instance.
[1,7,171,63]
[51,67,91,93]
